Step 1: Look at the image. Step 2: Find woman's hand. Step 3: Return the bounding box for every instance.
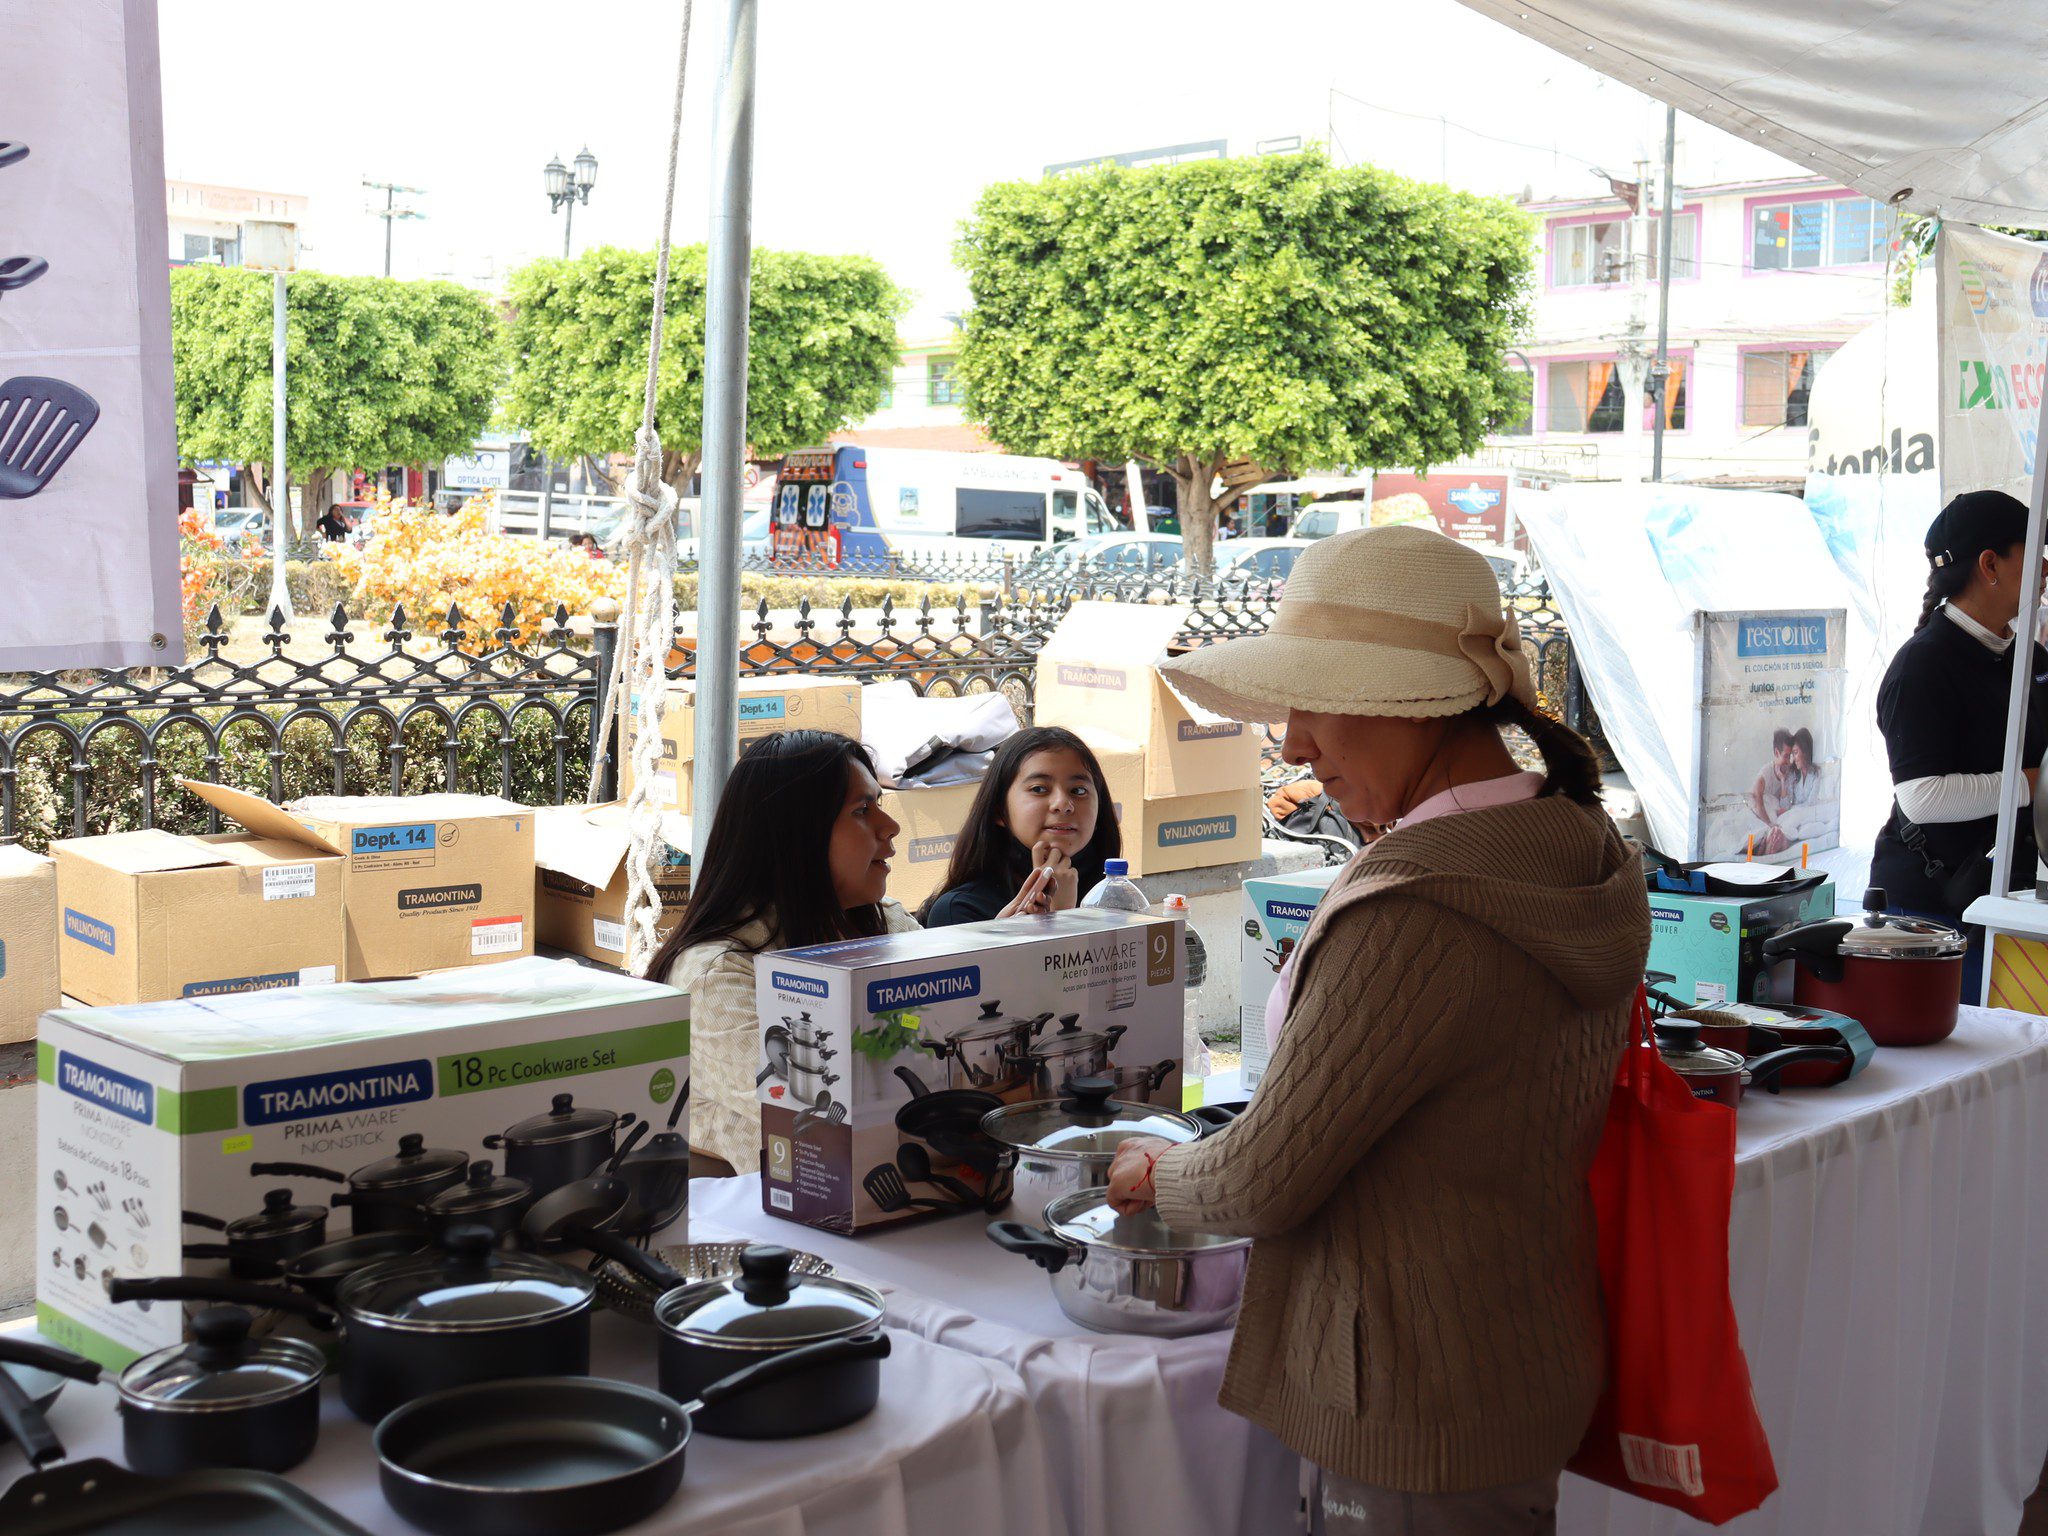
[1033,839,1079,911]
[997,865,1055,918]
[1106,1135,1175,1215]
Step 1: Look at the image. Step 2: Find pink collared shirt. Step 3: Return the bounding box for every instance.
[1264,771,1548,1058]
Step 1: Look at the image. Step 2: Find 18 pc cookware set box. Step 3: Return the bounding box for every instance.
[753,909,1190,1233]
[35,955,689,1371]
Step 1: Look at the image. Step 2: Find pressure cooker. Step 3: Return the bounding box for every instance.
[1760,887,1965,1046]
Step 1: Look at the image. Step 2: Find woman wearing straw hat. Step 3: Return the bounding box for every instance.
[1106,526,1650,1535]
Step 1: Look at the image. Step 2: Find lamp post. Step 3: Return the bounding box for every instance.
[544,147,599,258]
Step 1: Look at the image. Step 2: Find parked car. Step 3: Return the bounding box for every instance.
[1215,537,1312,589]
[1018,532,1183,583]
[1289,499,1372,540]
[209,507,270,551]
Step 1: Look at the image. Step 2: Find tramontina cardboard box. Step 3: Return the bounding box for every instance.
[1033,602,1261,798]
[53,830,346,1007]
[534,802,692,966]
[36,955,689,1370]
[755,910,1184,1233]
[180,782,535,980]
[0,844,59,1043]
[1239,865,1344,1091]
[1082,729,1262,876]
[1646,879,1838,1006]
[626,676,864,812]
[875,782,980,913]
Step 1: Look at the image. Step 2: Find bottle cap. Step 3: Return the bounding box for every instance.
[1105,859,1129,876]
[1162,893,1189,911]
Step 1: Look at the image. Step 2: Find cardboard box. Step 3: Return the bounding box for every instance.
[754,910,1184,1234]
[1646,880,1837,1007]
[180,782,536,981]
[876,782,981,913]
[0,844,59,1043]
[36,955,689,1369]
[1034,602,1260,797]
[627,676,864,811]
[534,802,692,966]
[53,830,345,1007]
[1084,730,1263,876]
[1239,865,1344,1090]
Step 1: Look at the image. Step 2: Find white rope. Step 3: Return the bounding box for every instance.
[607,0,696,980]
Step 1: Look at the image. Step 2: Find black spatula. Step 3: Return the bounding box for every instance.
[0,377,99,499]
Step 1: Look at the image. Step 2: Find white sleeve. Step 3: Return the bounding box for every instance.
[1894,772,2005,824]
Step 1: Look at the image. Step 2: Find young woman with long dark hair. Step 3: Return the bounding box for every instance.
[921,726,1122,927]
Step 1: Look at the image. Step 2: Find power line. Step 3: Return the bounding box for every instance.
[363,177,427,278]
[1326,87,1607,174]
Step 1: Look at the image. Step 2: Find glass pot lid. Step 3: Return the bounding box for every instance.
[426,1160,530,1217]
[1652,1023,1745,1077]
[119,1306,324,1409]
[338,1225,594,1331]
[945,999,1044,1044]
[1839,912,1967,958]
[981,1078,1202,1158]
[1028,1014,1119,1059]
[226,1188,326,1241]
[653,1244,883,1349]
[1042,1189,1251,1257]
[498,1092,621,1146]
[351,1133,467,1190]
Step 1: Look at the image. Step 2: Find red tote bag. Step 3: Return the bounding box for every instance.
[1568,988,1779,1524]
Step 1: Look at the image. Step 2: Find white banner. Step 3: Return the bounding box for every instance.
[1938,223,2048,507]
[0,0,184,668]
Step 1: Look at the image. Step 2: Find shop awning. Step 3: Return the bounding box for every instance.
[1455,0,2048,228]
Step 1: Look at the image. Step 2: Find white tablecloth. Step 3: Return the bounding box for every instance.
[690,1187,1300,1536]
[699,1006,2048,1536]
[9,1319,1067,1536]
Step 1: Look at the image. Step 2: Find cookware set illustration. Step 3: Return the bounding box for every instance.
[0,144,100,501]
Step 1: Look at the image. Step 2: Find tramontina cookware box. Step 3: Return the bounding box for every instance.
[754,909,1184,1234]
[1238,865,1343,1092]
[36,955,688,1369]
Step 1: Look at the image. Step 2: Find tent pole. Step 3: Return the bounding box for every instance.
[691,0,757,870]
[1651,104,1677,482]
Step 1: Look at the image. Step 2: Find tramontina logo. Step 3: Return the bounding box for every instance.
[183,971,300,997]
[63,908,116,954]
[1650,906,1685,924]
[397,883,483,912]
[768,971,829,1000]
[1158,815,1236,846]
[1265,900,1317,922]
[1055,662,1125,690]
[1735,616,1828,658]
[1176,720,1243,741]
[908,834,954,863]
[867,965,980,1013]
[245,1059,433,1127]
[57,1052,153,1124]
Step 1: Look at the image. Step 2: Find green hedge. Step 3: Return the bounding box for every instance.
[191,557,358,624]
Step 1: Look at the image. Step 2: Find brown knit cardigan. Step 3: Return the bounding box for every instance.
[1154,794,1651,1493]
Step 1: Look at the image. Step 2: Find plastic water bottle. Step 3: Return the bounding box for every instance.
[1079,858,1151,912]
[1161,893,1212,1083]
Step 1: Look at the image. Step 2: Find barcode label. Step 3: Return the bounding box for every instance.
[649,770,679,806]
[1693,980,1728,1005]
[1619,1435,1705,1497]
[769,1188,793,1211]
[471,917,525,956]
[592,917,627,954]
[263,864,318,901]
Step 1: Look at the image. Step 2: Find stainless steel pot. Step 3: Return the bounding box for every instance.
[987,1188,1250,1336]
[980,1077,1204,1225]
[1105,1059,1176,1104]
[919,1001,1052,1094]
[1025,1015,1129,1099]
[767,1014,831,1052]
[785,1059,841,1104]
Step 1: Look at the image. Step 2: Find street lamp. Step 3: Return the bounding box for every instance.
[544,146,598,258]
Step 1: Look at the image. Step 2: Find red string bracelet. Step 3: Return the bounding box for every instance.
[1137,1149,1160,1195]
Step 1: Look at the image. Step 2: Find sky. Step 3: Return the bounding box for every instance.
[157,0,1803,331]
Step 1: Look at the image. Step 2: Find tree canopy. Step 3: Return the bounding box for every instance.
[953,150,1534,569]
[504,246,905,489]
[170,266,502,531]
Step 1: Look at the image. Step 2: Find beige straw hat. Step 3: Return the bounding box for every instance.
[1160,525,1538,722]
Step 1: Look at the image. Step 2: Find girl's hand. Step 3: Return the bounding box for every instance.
[1106,1135,1174,1215]
[1034,839,1079,910]
[998,865,1055,918]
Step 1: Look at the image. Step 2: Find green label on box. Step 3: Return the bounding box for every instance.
[161,1085,239,1136]
[436,1017,689,1097]
[37,1303,144,1371]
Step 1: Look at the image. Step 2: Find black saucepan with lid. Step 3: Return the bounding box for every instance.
[183,1189,330,1278]
[116,1305,325,1474]
[422,1159,532,1246]
[482,1093,637,1200]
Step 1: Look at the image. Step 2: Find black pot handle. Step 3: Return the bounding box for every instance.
[0,1360,63,1471]
[579,1226,684,1290]
[0,1337,101,1385]
[480,1134,508,1150]
[1759,921,1852,985]
[181,1209,228,1231]
[1189,1103,1245,1134]
[1101,1024,1129,1052]
[180,1243,271,1270]
[248,1161,346,1183]
[1143,1059,1175,1091]
[914,1036,956,1060]
[986,1220,1073,1273]
[1745,1044,1853,1094]
[107,1275,335,1330]
[683,1333,893,1416]
[894,1065,932,1099]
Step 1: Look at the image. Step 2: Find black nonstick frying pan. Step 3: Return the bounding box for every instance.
[0,377,100,499]
[0,1339,100,1445]
[0,256,47,298]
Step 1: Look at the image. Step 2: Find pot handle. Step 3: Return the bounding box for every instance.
[1189,1103,1244,1134]
[0,1360,63,1471]
[893,1065,932,1099]
[1744,1044,1852,1095]
[180,1243,263,1267]
[579,1226,685,1290]
[986,1220,1073,1273]
[108,1275,336,1330]
[480,1134,507,1151]
[1102,1024,1129,1051]
[683,1333,893,1418]
[1759,921,1852,985]
[181,1209,228,1231]
[248,1161,346,1183]
[0,1337,101,1386]
[914,1036,956,1060]
[1143,1059,1175,1091]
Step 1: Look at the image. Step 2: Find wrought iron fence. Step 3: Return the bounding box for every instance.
[0,569,1593,848]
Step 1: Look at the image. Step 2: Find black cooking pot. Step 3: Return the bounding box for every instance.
[422,1160,532,1247]
[482,1093,637,1200]
[250,1133,468,1236]
[115,1306,324,1475]
[183,1190,329,1280]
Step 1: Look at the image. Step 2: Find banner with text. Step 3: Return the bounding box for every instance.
[1939,223,2048,507]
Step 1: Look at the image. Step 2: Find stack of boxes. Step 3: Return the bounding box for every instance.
[624,675,863,814]
[533,802,692,965]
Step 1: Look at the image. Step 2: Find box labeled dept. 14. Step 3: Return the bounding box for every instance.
[36,956,688,1370]
[754,910,1184,1234]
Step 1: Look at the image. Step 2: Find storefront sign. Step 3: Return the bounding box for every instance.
[1939,223,2048,504]
[1367,470,1514,545]
[443,448,511,491]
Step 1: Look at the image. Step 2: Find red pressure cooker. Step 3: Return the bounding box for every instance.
[1759,887,1966,1047]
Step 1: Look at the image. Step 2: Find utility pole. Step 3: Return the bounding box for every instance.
[1650,105,1679,482]
[362,178,426,278]
[267,272,293,624]
[1615,153,1651,486]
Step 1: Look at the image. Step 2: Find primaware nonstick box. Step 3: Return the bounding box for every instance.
[35,956,688,1370]
[1646,879,1837,1006]
[753,910,1183,1234]
[1239,865,1344,1092]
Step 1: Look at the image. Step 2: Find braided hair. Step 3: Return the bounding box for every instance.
[1913,558,1974,632]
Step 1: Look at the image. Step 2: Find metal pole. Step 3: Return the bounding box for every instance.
[563,198,574,260]
[692,0,758,871]
[266,272,294,623]
[537,450,555,542]
[1650,104,1678,482]
[384,185,394,277]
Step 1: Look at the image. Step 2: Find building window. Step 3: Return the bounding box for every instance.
[1741,347,1835,426]
[1653,357,1688,430]
[1752,197,1893,270]
[1550,219,1627,287]
[180,233,239,266]
[1545,359,1625,432]
[1644,211,1700,281]
[927,356,963,406]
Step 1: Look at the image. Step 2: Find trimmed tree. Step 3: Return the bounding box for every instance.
[170,266,502,535]
[504,246,905,494]
[953,151,1535,572]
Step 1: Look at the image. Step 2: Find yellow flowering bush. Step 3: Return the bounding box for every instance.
[335,491,625,645]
